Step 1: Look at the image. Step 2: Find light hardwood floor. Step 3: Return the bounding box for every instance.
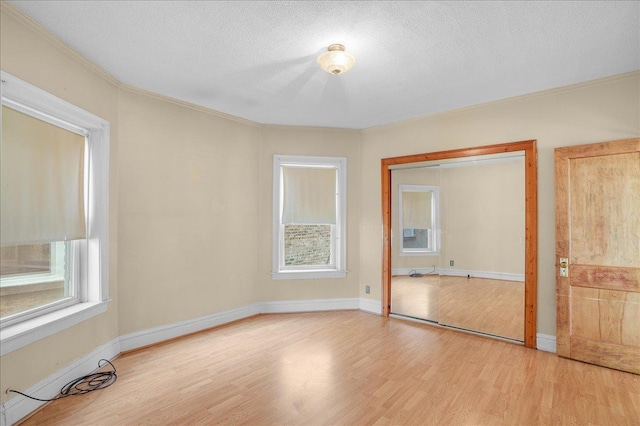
[19,311,639,425]
[391,276,524,341]
[391,275,440,322]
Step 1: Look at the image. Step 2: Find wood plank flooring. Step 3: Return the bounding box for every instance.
[392,276,524,341]
[19,311,640,425]
[390,275,440,322]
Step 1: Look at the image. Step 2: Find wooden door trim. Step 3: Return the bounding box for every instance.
[381,140,538,348]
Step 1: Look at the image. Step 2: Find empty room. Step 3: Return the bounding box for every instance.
[0,1,638,425]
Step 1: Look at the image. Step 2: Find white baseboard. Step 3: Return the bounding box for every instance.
[359,297,382,315]
[536,333,557,353]
[0,337,120,426]
[392,267,524,282]
[119,303,262,352]
[120,299,366,351]
[260,298,360,314]
[2,298,380,425]
[392,267,439,276]
[439,268,524,282]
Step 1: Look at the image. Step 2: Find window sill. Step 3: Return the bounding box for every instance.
[399,251,440,257]
[0,273,65,287]
[271,270,347,280]
[0,301,109,356]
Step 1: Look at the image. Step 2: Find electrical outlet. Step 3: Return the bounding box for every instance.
[365,285,371,294]
[449,260,454,267]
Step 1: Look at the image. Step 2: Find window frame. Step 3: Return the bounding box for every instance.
[0,71,110,356]
[398,184,440,257]
[272,155,347,280]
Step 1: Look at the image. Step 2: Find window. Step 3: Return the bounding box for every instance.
[0,242,71,318]
[0,71,109,356]
[272,155,347,279]
[398,185,439,256]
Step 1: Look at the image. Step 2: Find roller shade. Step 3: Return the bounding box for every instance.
[1,105,86,246]
[282,166,336,224]
[402,191,431,229]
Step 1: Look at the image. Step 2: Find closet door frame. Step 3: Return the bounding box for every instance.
[381,139,538,348]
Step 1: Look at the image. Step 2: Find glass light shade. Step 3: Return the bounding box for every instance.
[317,44,355,75]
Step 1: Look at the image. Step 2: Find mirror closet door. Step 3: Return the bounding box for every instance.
[390,167,441,322]
[390,154,526,343]
[438,156,525,342]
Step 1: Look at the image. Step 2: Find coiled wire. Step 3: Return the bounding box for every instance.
[8,359,117,402]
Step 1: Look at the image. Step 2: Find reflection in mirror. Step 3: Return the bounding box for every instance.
[399,185,439,255]
[390,153,526,342]
[390,169,441,323]
[438,156,525,341]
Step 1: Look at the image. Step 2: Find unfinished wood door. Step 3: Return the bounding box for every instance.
[555,138,640,374]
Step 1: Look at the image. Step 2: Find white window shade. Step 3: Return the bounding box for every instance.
[402,191,431,229]
[282,166,336,225]
[1,105,86,246]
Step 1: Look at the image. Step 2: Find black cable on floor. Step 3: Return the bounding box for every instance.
[409,266,437,278]
[7,359,117,402]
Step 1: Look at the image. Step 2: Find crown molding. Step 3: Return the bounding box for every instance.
[1,1,120,87]
[1,1,263,129]
[362,70,640,134]
[118,83,262,128]
[4,1,637,134]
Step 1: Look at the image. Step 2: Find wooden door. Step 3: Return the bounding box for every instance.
[555,138,640,374]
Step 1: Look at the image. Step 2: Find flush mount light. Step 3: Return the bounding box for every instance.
[317,44,355,75]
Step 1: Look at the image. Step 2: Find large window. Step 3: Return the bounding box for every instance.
[272,155,347,279]
[0,71,109,356]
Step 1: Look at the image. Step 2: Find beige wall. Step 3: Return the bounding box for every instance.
[0,4,120,402]
[440,158,525,275]
[116,88,262,334]
[359,72,640,336]
[257,126,361,301]
[117,94,362,334]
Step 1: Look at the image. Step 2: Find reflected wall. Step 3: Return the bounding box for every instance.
[390,154,525,341]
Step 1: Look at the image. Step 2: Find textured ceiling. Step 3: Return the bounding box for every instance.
[7,1,640,129]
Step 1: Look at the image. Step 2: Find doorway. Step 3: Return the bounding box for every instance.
[381,140,538,348]
[555,138,639,373]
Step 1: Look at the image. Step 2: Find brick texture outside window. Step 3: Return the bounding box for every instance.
[284,224,331,266]
[402,228,430,249]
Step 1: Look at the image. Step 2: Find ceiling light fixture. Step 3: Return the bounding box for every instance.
[317,44,355,75]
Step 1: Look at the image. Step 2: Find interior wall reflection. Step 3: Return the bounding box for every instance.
[390,155,525,342]
[391,168,440,276]
[440,158,524,280]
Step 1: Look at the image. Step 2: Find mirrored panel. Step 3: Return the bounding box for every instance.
[390,168,440,322]
[390,152,525,342]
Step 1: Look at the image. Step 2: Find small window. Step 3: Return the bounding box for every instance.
[0,71,109,355]
[398,185,440,256]
[272,155,347,280]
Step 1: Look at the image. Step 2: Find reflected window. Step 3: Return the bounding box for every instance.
[398,185,439,256]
